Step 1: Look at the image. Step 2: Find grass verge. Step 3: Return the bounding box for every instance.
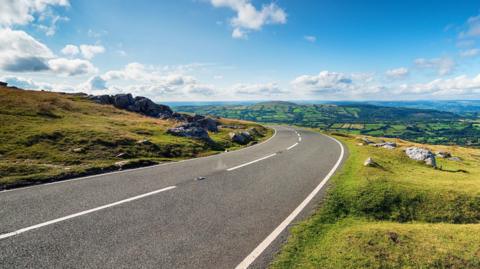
[271,132,480,268]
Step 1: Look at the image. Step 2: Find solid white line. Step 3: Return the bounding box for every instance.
[0,185,176,240]
[226,153,277,172]
[286,143,298,151]
[1,127,278,194]
[235,135,345,269]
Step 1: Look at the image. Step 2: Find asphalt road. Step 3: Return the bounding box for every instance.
[0,126,345,269]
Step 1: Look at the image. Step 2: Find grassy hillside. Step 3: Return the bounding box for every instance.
[0,86,272,189]
[176,102,480,146]
[272,132,480,268]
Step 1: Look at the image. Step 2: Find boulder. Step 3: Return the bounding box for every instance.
[167,126,211,141]
[436,151,452,158]
[72,147,84,153]
[194,117,219,132]
[364,157,378,167]
[229,131,252,145]
[405,147,437,167]
[247,127,263,137]
[116,152,130,158]
[361,137,374,145]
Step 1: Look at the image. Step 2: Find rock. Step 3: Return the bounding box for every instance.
[136,139,152,145]
[405,147,437,167]
[114,160,130,169]
[448,156,462,162]
[364,157,378,167]
[116,152,130,158]
[247,127,263,137]
[72,148,84,153]
[436,151,452,158]
[89,93,173,119]
[229,131,252,145]
[0,81,7,87]
[382,142,397,150]
[191,117,220,132]
[167,126,211,141]
[361,137,374,145]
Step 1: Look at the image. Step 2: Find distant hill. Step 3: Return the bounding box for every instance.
[176,102,480,146]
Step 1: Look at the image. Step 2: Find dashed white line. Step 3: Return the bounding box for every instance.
[298,136,302,142]
[0,185,177,240]
[226,153,277,171]
[234,135,345,269]
[286,143,298,151]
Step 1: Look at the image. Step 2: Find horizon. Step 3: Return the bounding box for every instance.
[1,1,480,101]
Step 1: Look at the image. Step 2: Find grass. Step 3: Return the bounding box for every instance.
[271,131,480,269]
[0,87,272,189]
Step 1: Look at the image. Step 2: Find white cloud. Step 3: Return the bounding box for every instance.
[79,44,105,59]
[396,74,480,97]
[0,28,53,72]
[61,44,79,56]
[0,0,69,27]
[459,48,480,58]
[210,0,287,39]
[48,57,97,76]
[459,14,480,38]
[385,67,409,79]
[232,82,286,96]
[304,35,316,43]
[414,57,455,76]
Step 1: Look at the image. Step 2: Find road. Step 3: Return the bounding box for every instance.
[0,126,345,269]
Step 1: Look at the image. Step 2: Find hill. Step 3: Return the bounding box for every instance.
[0,86,271,189]
[176,102,480,146]
[272,132,480,268]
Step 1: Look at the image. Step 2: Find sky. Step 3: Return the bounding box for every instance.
[1,0,480,101]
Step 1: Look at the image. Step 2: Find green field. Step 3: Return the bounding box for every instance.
[0,87,272,189]
[176,101,480,147]
[271,132,480,268]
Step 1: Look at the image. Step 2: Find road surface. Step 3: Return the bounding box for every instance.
[0,126,345,269]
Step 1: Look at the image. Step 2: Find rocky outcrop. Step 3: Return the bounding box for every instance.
[436,151,451,158]
[89,94,174,119]
[405,147,437,167]
[372,141,397,149]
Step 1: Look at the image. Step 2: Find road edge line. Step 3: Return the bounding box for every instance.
[234,134,345,269]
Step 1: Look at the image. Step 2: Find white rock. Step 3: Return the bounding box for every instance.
[405,147,436,167]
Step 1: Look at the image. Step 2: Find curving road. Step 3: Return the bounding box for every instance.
[0,126,345,269]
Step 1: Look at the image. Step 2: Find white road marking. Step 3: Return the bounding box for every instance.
[298,136,302,142]
[286,143,298,151]
[235,135,345,269]
[226,153,277,172]
[0,186,177,240]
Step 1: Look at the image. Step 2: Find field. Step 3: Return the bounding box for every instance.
[271,132,480,268]
[176,101,480,147]
[0,87,272,189]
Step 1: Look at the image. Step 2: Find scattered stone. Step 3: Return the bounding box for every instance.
[167,126,211,141]
[436,151,452,158]
[371,142,397,149]
[364,157,378,167]
[116,152,130,158]
[195,176,206,181]
[448,156,462,162]
[136,139,152,145]
[405,147,437,167]
[114,160,130,169]
[229,131,252,145]
[357,143,364,146]
[361,137,374,145]
[72,148,84,153]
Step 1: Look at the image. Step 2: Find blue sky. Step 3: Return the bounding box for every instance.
[1,0,480,101]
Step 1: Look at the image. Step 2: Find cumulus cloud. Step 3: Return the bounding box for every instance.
[414,57,455,76]
[48,58,97,76]
[0,0,69,27]
[61,44,79,56]
[232,82,286,96]
[210,0,287,39]
[0,28,53,72]
[304,35,316,43]
[1,75,75,92]
[396,74,480,97]
[385,67,409,79]
[79,45,105,59]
